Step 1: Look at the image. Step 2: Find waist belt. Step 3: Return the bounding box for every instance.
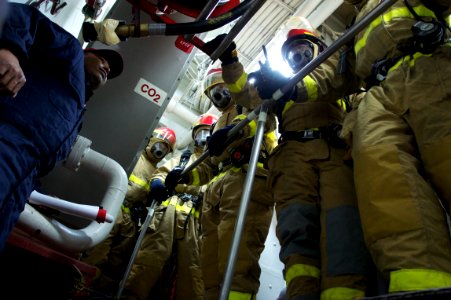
[279,130,322,144]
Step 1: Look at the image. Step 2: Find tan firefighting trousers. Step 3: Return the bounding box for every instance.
[201,165,274,300]
[124,195,203,300]
[268,139,369,300]
[353,46,451,292]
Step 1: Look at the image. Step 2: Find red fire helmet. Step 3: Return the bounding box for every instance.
[153,127,176,152]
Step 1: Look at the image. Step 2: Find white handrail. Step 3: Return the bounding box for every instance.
[29,190,114,223]
[16,136,128,253]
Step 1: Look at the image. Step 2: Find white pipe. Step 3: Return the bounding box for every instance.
[292,0,323,19]
[29,190,114,223]
[307,0,344,29]
[165,99,199,125]
[16,136,128,253]
[176,128,195,150]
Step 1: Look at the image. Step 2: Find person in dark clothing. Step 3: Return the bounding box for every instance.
[0,3,123,252]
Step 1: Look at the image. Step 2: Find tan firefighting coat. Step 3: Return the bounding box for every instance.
[222,48,369,299]
[185,99,277,299]
[282,0,451,293]
[123,146,205,300]
[81,137,165,293]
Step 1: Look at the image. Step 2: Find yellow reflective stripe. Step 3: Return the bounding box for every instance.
[355,5,436,55]
[232,114,257,137]
[175,203,192,214]
[265,131,276,141]
[304,75,318,101]
[209,166,242,184]
[387,51,432,74]
[265,131,277,147]
[228,290,255,300]
[285,264,320,285]
[209,171,227,184]
[121,204,130,214]
[248,120,257,137]
[161,197,200,218]
[233,114,246,121]
[336,98,346,112]
[191,168,201,186]
[129,174,150,191]
[160,197,177,207]
[225,113,258,138]
[321,287,364,300]
[193,209,200,219]
[389,269,451,292]
[227,72,248,93]
[282,100,294,116]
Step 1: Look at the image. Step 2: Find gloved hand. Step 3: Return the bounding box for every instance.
[202,34,238,65]
[254,69,294,101]
[165,166,189,193]
[148,179,169,205]
[208,124,237,156]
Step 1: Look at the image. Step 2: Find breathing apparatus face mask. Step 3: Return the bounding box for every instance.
[194,129,210,148]
[208,84,231,108]
[285,39,319,71]
[149,142,169,159]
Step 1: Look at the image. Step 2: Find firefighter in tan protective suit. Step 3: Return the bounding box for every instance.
[264,0,451,295]
[206,28,371,299]
[122,114,218,300]
[81,127,176,295]
[348,0,451,293]
[166,67,278,300]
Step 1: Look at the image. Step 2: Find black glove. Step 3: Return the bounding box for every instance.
[254,70,295,101]
[208,124,237,156]
[165,166,189,193]
[323,124,347,149]
[148,179,169,204]
[203,34,238,65]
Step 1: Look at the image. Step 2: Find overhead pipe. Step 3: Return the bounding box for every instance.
[164,99,199,150]
[307,0,344,29]
[83,0,257,43]
[165,98,199,125]
[16,135,128,254]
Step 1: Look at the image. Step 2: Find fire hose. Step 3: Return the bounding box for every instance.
[82,0,258,43]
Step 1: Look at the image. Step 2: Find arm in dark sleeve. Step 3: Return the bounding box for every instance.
[0,3,85,102]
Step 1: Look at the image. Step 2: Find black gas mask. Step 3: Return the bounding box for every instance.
[149,142,169,159]
[208,85,231,108]
[284,39,319,71]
